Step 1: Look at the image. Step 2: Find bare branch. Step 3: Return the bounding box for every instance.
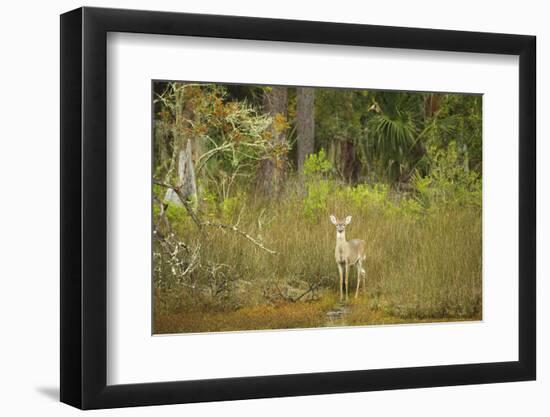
[196,142,234,174]
[294,281,322,302]
[154,233,200,279]
[203,221,277,255]
[154,231,190,254]
[270,278,326,303]
[153,179,203,229]
[153,178,277,255]
[153,195,172,237]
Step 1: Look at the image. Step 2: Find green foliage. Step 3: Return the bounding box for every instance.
[438,94,483,171]
[154,176,481,327]
[413,141,481,209]
[303,148,333,178]
[302,150,334,220]
[152,82,483,332]
[312,89,482,184]
[220,194,243,222]
[339,183,389,211]
[154,82,274,200]
[315,90,367,143]
[369,111,417,159]
[164,203,192,232]
[367,92,422,174]
[303,180,331,221]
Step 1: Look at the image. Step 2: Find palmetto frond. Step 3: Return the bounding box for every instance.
[368,110,417,161]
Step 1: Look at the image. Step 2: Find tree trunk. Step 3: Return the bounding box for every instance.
[257,87,288,197]
[424,93,443,119]
[341,139,359,183]
[296,87,315,173]
[165,139,197,206]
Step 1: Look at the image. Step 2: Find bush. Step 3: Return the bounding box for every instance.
[413,141,481,209]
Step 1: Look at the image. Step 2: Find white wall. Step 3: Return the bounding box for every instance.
[0,0,545,415]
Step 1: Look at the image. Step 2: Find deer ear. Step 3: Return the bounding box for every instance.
[344,215,352,225]
[330,215,337,225]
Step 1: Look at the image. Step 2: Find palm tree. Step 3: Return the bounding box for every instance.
[367,92,422,182]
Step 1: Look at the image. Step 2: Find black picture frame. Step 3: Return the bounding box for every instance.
[60,6,536,410]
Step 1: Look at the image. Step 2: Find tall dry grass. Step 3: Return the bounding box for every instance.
[154,177,482,329]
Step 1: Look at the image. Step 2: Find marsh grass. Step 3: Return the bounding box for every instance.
[154,288,479,334]
[154,176,482,333]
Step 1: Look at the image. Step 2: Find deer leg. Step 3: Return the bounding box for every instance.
[355,262,361,299]
[337,263,344,302]
[344,263,349,302]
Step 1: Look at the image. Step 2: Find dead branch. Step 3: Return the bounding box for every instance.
[153,195,172,237]
[294,281,322,302]
[154,178,277,255]
[196,142,234,174]
[272,279,324,303]
[154,233,200,279]
[203,221,277,254]
[273,283,289,302]
[153,179,203,229]
[154,231,190,254]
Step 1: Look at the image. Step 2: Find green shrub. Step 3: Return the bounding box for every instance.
[413,141,481,209]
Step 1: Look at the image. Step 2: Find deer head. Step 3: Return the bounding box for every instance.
[330,215,352,234]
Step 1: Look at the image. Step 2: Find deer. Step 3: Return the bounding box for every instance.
[329,215,366,302]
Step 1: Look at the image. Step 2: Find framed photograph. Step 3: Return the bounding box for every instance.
[60,6,536,409]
